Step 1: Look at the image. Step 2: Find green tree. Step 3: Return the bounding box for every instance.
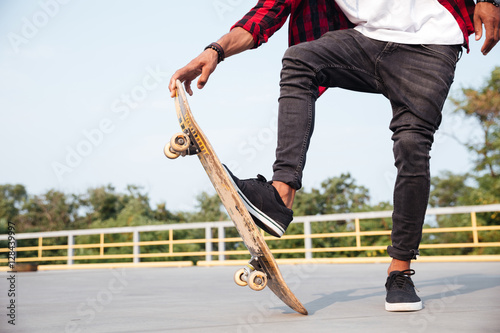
[429,171,473,207]
[426,67,500,255]
[82,185,178,227]
[186,191,228,222]
[83,185,126,222]
[450,66,500,177]
[288,173,392,259]
[432,66,500,207]
[154,202,180,222]
[0,184,27,223]
[293,173,372,215]
[16,190,80,232]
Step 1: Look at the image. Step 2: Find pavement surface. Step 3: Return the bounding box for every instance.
[1,262,499,333]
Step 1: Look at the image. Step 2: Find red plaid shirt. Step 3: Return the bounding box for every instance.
[232,0,476,49]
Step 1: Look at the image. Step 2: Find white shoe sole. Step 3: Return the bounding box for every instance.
[385,301,423,312]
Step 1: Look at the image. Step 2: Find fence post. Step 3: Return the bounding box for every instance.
[355,218,361,249]
[205,226,212,262]
[471,212,479,244]
[100,233,104,257]
[169,229,173,254]
[133,230,140,264]
[218,225,225,262]
[38,237,43,259]
[304,220,312,260]
[68,234,74,266]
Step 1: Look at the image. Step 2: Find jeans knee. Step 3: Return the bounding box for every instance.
[393,132,431,174]
[282,43,316,76]
[280,44,318,94]
[283,44,307,63]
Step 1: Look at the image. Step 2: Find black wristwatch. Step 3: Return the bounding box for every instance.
[477,0,500,7]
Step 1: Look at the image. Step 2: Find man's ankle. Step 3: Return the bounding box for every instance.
[387,259,411,275]
[272,181,296,209]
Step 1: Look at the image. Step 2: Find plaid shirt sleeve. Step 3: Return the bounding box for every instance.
[438,0,475,50]
[231,0,293,49]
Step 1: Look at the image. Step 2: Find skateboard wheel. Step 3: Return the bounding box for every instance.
[234,268,248,287]
[164,143,180,159]
[170,132,190,152]
[248,270,267,291]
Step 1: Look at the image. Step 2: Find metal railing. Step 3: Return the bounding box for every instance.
[1,204,499,270]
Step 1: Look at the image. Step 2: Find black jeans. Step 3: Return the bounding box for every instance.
[272,29,461,261]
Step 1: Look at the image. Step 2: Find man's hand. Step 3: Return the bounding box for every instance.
[474,2,500,55]
[169,28,254,97]
[169,49,218,97]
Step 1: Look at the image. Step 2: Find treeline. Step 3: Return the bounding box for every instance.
[0,166,498,261]
[0,173,391,235]
[0,174,399,264]
[0,184,229,234]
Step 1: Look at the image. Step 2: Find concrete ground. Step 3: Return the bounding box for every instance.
[1,262,499,333]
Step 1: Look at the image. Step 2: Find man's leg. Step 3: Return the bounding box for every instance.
[377,43,461,311]
[274,36,461,312]
[377,44,462,268]
[227,30,385,236]
[272,30,384,191]
[274,35,461,254]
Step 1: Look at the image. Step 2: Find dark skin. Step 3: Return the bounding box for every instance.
[169,3,500,274]
[474,2,500,55]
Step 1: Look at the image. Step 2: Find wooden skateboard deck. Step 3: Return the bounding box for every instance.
[165,80,308,315]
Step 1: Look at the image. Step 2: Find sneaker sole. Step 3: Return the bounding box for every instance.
[223,165,285,237]
[385,301,423,312]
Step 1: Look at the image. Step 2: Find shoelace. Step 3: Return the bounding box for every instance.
[256,174,267,183]
[256,174,276,189]
[391,269,417,290]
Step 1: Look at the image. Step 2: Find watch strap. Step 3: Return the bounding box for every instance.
[477,0,500,7]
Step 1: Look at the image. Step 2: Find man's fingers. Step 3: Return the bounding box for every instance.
[474,16,483,41]
[481,39,494,55]
[196,49,218,90]
[474,4,500,55]
[169,77,178,98]
[169,68,186,97]
[184,80,193,96]
[197,63,214,90]
[169,49,217,97]
[481,14,494,54]
[169,67,193,97]
[197,75,208,90]
[484,9,500,55]
[480,25,499,55]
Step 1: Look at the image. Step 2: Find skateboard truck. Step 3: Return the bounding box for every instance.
[234,256,269,291]
[164,130,201,159]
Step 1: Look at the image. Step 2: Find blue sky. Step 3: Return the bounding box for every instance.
[0,0,499,213]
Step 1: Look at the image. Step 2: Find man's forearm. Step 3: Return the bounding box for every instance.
[215,27,255,58]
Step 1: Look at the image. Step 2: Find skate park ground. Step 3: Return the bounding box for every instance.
[1,261,499,333]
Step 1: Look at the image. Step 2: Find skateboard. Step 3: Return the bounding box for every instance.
[165,79,308,315]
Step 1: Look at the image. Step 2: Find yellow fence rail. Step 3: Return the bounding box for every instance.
[1,204,499,270]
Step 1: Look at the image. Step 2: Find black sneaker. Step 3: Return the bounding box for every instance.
[385,269,422,311]
[223,165,293,238]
